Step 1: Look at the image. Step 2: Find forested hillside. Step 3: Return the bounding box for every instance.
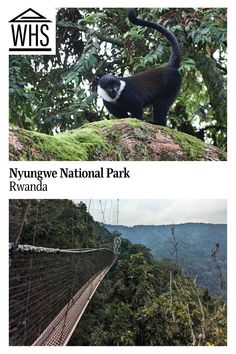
[9,199,114,249]
[9,200,227,346]
[105,223,227,295]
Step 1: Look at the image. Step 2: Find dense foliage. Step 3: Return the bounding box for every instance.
[105,223,227,295]
[9,8,227,150]
[9,199,114,249]
[70,250,226,346]
[9,199,227,346]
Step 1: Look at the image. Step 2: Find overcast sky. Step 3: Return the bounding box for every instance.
[76,199,227,226]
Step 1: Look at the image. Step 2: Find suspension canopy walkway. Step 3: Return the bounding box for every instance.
[9,244,117,346]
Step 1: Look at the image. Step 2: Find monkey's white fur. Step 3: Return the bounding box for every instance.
[97,80,126,102]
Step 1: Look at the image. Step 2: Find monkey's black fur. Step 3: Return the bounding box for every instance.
[98,8,182,126]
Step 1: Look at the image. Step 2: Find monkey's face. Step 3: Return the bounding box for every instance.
[98,75,125,102]
[105,82,120,99]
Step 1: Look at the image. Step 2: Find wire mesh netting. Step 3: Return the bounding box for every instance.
[9,244,116,346]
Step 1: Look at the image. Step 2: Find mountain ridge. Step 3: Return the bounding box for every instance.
[104,222,227,295]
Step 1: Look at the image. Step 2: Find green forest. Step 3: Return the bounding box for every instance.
[9,8,227,151]
[9,200,227,346]
[105,223,227,296]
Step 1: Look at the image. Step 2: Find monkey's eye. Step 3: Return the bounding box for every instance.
[107,86,118,93]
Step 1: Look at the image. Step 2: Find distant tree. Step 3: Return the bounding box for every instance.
[170,225,180,264]
[211,242,226,296]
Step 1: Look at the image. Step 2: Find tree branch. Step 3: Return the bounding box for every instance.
[57,22,124,47]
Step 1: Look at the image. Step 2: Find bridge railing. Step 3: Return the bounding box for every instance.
[9,244,117,346]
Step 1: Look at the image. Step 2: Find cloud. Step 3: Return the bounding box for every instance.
[77,199,227,226]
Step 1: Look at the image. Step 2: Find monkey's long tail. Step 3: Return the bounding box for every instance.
[128,8,181,69]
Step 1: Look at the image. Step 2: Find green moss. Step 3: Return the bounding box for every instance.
[123,118,147,128]
[10,125,109,161]
[10,119,225,161]
[216,149,227,161]
[81,119,118,130]
[134,143,149,160]
[54,128,109,160]
[161,127,206,160]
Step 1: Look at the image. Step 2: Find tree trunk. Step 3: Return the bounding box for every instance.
[9,119,226,161]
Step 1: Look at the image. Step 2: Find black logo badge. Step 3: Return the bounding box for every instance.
[9,8,55,54]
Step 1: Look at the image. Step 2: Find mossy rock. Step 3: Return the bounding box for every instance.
[9,119,226,161]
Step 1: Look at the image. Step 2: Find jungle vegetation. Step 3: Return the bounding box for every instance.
[9,8,227,150]
[9,199,227,346]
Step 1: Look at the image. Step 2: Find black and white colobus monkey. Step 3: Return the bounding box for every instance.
[97,8,182,126]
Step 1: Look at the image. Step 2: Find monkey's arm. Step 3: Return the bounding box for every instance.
[129,103,143,119]
[119,87,144,119]
[103,101,128,118]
